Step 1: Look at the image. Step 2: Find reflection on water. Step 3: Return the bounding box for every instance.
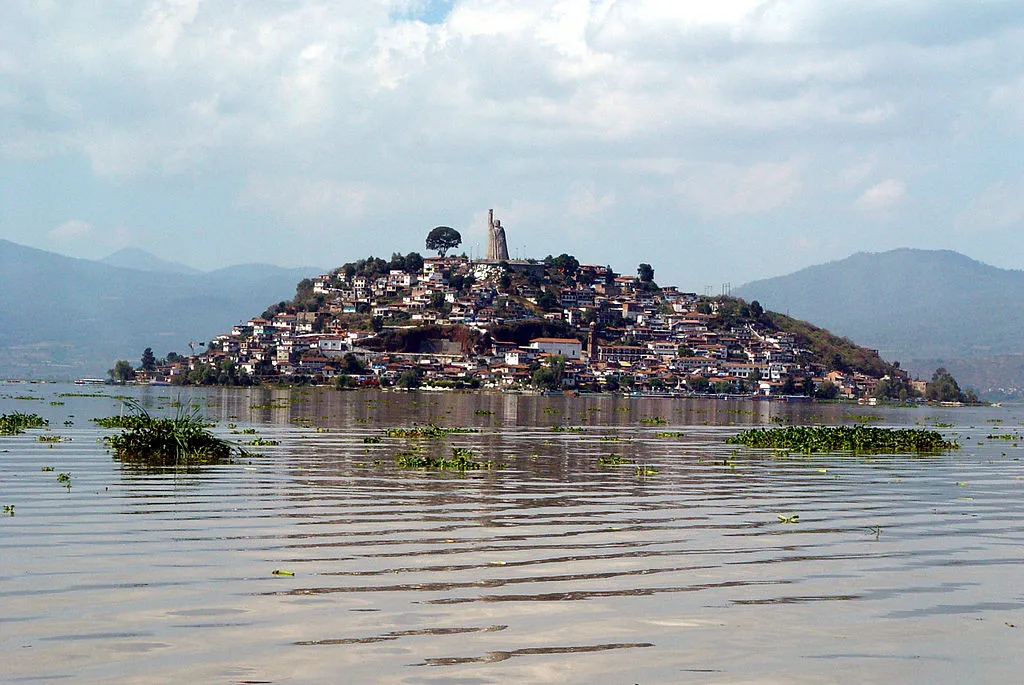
[1,385,1023,683]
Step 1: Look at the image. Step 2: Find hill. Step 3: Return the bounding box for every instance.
[734,249,1024,396]
[0,239,320,379]
[99,248,202,275]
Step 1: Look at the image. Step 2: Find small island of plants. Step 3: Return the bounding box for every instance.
[726,425,958,454]
[100,401,234,467]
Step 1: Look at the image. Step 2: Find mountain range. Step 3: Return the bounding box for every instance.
[735,248,1024,398]
[0,240,320,380]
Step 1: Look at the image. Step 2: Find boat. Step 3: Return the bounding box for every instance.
[75,378,107,385]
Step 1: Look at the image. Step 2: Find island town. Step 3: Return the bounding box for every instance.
[123,210,930,402]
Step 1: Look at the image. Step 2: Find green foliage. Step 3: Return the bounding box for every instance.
[384,424,477,439]
[425,226,462,257]
[108,360,136,383]
[925,367,973,403]
[0,412,48,435]
[106,400,234,467]
[396,446,489,471]
[726,426,958,454]
[140,347,157,372]
[598,454,635,466]
[637,263,655,282]
[397,368,423,389]
[531,355,566,390]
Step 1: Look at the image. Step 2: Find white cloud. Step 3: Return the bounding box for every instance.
[236,175,370,222]
[1,0,1023,285]
[48,219,93,241]
[857,179,907,211]
[676,161,804,217]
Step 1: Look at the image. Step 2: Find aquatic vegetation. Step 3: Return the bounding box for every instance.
[777,513,800,524]
[0,412,48,435]
[41,466,54,472]
[3,504,13,516]
[93,415,150,429]
[550,425,586,433]
[245,437,280,446]
[272,569,295,576]
[385,424,477,439]
[635,464,659,477]
[395,446,491,471]
[654,431,686,438]
[843,413,884,423]
[473,409,495,415]
[57,472,71,491]
[37,435,67,443]
[363,436,384,444]
[639,416,668,425]
[106,400,233,467]
[598,454,635,466]
[726,426,958,454]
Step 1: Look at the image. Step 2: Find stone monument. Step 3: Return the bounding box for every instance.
[485,208,510,261]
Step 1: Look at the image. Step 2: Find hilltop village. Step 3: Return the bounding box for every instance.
[136,213,914,400]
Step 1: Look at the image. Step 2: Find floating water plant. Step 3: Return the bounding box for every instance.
[395,446,490,471]
[105,400,233,467]
[726,426,958,454]
[639,416,668,425]
[3,504,13,516]
[57,472,71,491]
[385,424,477,439]
[0,412,48,435]
[635,464,659,477]
[362,436,383,444]
[474,409,495,415]
[654,431,686,438]
[598,454,635,466]
[777,513,800,524]
[245,438,279,446]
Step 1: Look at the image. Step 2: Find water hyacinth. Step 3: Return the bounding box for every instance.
[104,400,233,467]
[0,412,48,435]
[726,425,958,454]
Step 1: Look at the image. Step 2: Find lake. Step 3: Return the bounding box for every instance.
[2,384,1022,683]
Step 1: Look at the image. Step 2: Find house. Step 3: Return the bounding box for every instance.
[529,337,583,359]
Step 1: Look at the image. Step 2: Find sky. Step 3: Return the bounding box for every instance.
[2,0,1023,291]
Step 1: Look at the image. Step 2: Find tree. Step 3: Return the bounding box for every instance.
[926,367,967,403]
[637,263,655,282]
[140,348,157,372]
[108,360,136,383]
[425,226,462,257]
[165,351,183,363]
[397,368,422,389]
[815,380,839,399]
[531,355,566,390]
[404,251,424,274]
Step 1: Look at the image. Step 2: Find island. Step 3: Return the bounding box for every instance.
[112,211,975,403]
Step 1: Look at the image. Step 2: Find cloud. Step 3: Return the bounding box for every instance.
[236,175,370,222]
[1,1,1024,286]
[676,160,804,217]
[48,219,93,241]
[856,179,907,211]
[956,177,1024,233]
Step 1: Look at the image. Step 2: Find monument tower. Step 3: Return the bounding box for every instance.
[486,209,510,261]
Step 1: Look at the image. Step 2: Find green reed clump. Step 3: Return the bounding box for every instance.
[384,424,477,439]
[396,446,489,471]
[726,425,958,454]
[106,400,233,467]
[0,412,48,435]
[598,454,635,466]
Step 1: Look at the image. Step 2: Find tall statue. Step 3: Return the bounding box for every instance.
[486,208,510,261]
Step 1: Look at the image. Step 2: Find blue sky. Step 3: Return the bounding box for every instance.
[2,0,1023,290]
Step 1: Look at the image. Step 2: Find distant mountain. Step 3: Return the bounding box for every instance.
[735,248,1024,396]
[99,248,202,275]
[0,239,322,379]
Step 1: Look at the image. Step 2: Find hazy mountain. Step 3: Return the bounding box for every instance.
[735,248,1024,396]
[99,247,202,275]
[0,239,321,379]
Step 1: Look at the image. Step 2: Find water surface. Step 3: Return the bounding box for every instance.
[2,385,1022,683]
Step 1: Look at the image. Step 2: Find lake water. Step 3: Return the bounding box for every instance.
[2,384,1023,684]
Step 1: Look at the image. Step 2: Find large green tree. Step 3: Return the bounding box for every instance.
[108,360,136,383]
[140,347,157,372]
[425,226,462,257]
